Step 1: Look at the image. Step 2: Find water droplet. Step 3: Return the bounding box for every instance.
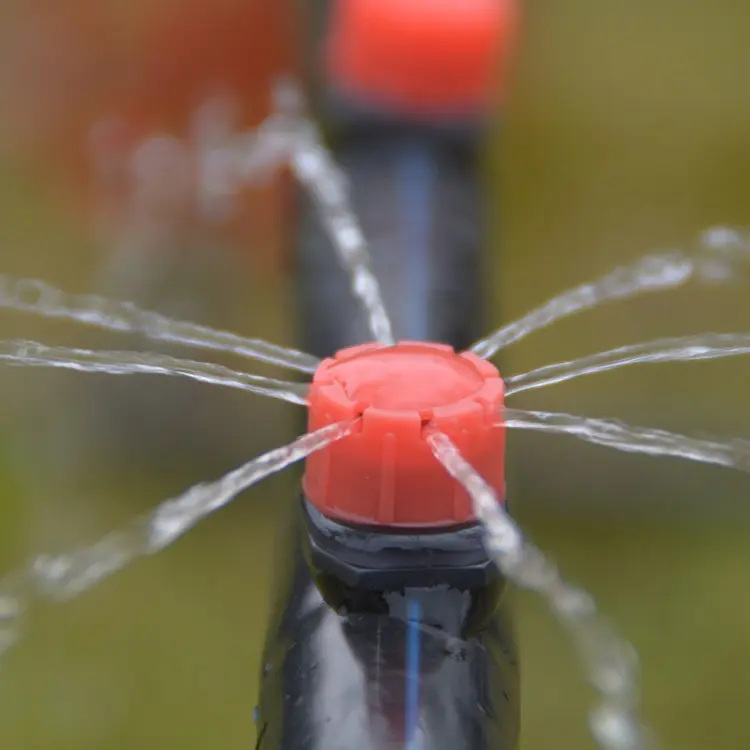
[701,226,744,252]
[590,704,648,750]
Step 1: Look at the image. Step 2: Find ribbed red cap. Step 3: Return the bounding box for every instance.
[323,0,520,116]
[304,341,506,528]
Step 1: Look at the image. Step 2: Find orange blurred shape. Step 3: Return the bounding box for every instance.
[127,0,300,274]
[2,0,299,275]
[325,0,520,116]
[0,0,121,174]
[129,0,298,132]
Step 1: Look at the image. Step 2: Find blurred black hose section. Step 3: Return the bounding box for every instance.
[293,119,491,358]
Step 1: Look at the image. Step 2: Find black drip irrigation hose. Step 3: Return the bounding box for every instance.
[255,4,518,749]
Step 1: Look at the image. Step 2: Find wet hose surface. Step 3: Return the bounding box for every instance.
[255,503,520,750]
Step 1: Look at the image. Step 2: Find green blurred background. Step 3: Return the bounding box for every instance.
[1,0,749,748]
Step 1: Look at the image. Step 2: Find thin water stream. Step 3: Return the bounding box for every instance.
[429,431,651,750]
[470,227,750,359]
[0,421,352,654]
[505,332,750,396]
[0,275,320,373]
[500,408,750,472]
[289,120,396,346]
[0,339,309,405]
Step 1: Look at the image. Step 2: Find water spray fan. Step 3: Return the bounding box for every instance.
[3,2,731,748]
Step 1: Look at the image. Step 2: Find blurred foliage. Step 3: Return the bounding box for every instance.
[0,0,749,749]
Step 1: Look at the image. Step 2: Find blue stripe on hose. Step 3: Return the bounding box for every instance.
[397,143,436,342]
[405,597,421,749]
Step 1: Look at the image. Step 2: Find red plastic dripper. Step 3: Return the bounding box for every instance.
[304,341,506,529]
[323,0,520,116]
